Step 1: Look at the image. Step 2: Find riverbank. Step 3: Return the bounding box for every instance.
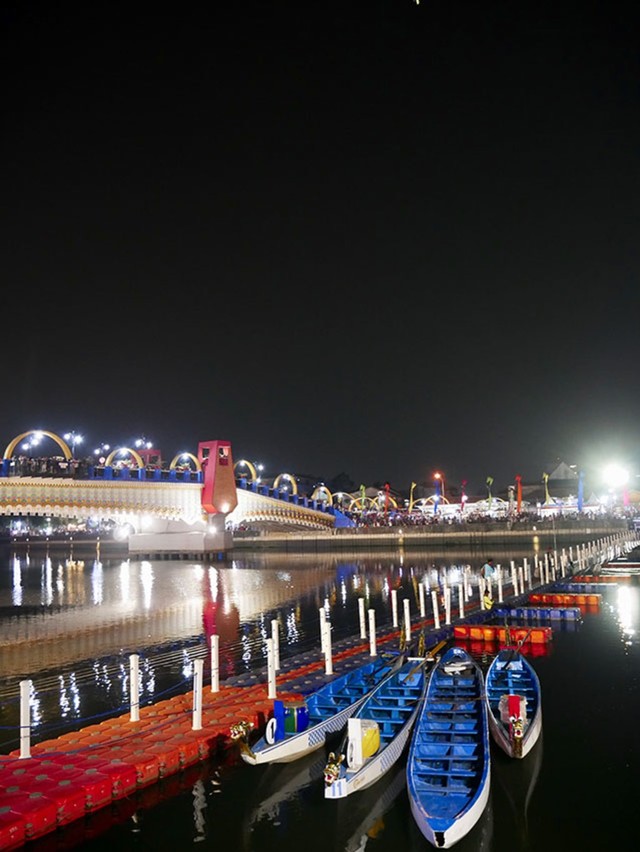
[231,518,628,552]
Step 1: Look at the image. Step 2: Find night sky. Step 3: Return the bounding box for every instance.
[2,1,639,495]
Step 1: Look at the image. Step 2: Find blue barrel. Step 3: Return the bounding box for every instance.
[284,700,309,734]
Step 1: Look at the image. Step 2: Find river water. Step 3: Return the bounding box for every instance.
[0,540,638,852]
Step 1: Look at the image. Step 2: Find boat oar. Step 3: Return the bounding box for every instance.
[401,638,449,684]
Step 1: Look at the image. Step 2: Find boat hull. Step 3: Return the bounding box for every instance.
[238,655,404,766]
[406,646,491,849]
[485,650,542,760]
[324,655,435,800]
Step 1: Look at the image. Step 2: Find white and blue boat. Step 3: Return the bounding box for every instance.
[406,645,490,849]
[485,647,542,759]
[232,652,405,766]
[323,642,447,800]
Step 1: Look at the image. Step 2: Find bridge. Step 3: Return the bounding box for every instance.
[0,431,338,556]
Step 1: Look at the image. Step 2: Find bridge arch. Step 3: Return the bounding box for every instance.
[273,473,298,495]
[104,447,145,469]
[234,459,258,482]
[169,452,202,472]
[3,430,72,461]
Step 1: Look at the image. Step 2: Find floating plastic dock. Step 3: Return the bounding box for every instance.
[493,606,582,621]
[452,624,553,644]
[528,592,601,607]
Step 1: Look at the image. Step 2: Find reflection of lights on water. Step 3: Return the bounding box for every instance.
[30,682,43,727]
[208,567,218,602]
[12,557,22,606]
[120,561,130,604]
[340,579,347,604]
[92,560,104,605]
[285,609,300,644]
[141,561,154,609]
[43,556,53,605]
[193,565,204,581]
[182,652,194,680]
[241,632,251,664]
[616,586,637,642]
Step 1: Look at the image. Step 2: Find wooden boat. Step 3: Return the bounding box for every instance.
[231,652,405,766]
[323,642,447,800]
[485,647,542,759]
[406,645,490,849]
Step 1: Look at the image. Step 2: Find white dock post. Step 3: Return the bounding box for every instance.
[368,609,377,656]
[319,607,327,656]
[391,589,398,627]
[19,679,31,759]
[497,567,503,603]
[458,583,465,619]
[403,598,411,642]
[444,586,451,625]
[266,638,277,698]
[418,582,426,617]
[271,619,280,671]
[192,658,203,730]
[518,564,524,593]
[129,653,140,722]
[323,619,333,675]
[210,634,220,693]
[431,590,441,629]
[424,572,430,593]
[511,565,519,597]
[358,598,367,639]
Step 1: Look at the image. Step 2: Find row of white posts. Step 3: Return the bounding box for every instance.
[15,530,632,759]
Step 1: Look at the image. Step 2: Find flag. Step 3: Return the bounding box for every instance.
[515,474,522,513]
[543,472,550,504]
[577,471,584,512]
[486,476,493,511]
[409,481,417,512]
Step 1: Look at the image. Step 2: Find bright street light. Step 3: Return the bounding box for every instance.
[603,464,629,489]
[64,431,83,457]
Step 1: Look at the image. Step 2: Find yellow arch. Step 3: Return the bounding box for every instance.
[350,496,377,511]
[104,447,145,468]
[169,452,202,472]
[310,485,333,505]
[234,459,258,482]
[273,473,298,496]
[4,430,72,461]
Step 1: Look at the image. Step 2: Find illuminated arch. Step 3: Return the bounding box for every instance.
[169,452,202,472]
[349,496,377,512]
[273,473,298,495]
[104,447,145,469]
[234,459,258,482]
[4,430,72,461]
[310,485,333,505]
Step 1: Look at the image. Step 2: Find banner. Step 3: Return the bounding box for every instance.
[409,481,417,512]
[577,471,584,512]
[515,474,522,513]
[486,476,493,511]
[543,472,550,504]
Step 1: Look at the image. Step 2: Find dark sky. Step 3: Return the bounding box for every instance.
[1,1,639,495]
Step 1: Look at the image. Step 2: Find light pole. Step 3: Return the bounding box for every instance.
[93,443,110,465]
[64,431,83,458]
[434,472,445,501]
